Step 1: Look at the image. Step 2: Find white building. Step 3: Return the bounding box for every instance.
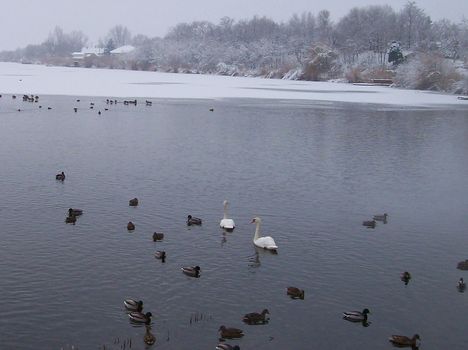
[71,47,105,60]
[110,45,135,55]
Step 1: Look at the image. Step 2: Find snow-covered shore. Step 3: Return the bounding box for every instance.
[1,62,467,107]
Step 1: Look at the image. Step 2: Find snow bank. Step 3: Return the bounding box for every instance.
[1,62,467,107]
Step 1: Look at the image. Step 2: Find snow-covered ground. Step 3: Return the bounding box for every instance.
[1,62,467,107]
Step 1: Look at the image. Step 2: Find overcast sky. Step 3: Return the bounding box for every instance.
[0,0,467,50]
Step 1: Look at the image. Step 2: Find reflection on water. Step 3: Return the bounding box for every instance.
[0,94,467,349]
[248,251,261,269]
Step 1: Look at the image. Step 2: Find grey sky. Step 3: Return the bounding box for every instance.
[0,0,467,50]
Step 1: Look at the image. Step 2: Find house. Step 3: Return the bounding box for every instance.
[110,45,135,55]
[71,47,105,60]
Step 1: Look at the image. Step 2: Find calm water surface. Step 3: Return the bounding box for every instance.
[0,94,467,349]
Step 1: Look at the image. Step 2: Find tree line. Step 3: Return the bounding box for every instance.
[1,1,467,93]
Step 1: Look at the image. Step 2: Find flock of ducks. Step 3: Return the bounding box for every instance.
[58,170,281,348]
[0,93,459,348]
[53,166,465,348]
[55,169,438,349]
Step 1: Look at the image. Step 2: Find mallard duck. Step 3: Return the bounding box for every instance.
[343,308,370,322]
[388,334,420,348]
[144,325,156,345]
[216,344,240,350]
[129,311,152,324]
[56,172,65,181]
[65,215,76,224]
[152,232,164,241]
[243,309,269,324]
[155,251,166,262]
[373,213,388,222]
[287,287,304,299]
[401,271,411,284]
[218,326,244,339]
[129,198,139,206]
[181,266,200,278]
[362,220,376,228]
[68,208,83,216]
[458,278,466,291]
[124,299,143,312]
[187,215,202,226]
[127,222,135,231]
[457,260,468,270]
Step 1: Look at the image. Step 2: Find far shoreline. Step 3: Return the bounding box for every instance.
[1,62,467,108]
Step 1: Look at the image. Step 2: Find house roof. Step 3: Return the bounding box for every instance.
[110,45,135,54]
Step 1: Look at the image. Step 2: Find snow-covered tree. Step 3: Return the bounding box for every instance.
[105,25,132,47]
[388,41,404,64]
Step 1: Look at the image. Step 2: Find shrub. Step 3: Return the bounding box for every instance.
[395,53,462,92]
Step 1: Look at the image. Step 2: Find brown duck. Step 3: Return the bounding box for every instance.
[287,287,305,299]
[388,334,420,348]
[218,325,244,339]
[242,309,269,324]
[153,232,164,241]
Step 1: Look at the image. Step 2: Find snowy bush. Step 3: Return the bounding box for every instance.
[452,73,468,95]
[301,45,341,81]
[395,53,462,92]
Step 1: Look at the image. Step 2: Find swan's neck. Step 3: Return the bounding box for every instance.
[254,221,261,240]
[223,203,228,219]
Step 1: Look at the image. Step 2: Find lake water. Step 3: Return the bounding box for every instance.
[0,94,467,350]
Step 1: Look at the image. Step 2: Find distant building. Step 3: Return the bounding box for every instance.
[110,45,135,55]
[71,47,105,60]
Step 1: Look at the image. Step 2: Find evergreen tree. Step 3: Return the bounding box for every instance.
[388,41,403,64]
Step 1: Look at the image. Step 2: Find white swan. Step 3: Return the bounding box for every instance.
[220,200,235,231]
[251,217,278,250]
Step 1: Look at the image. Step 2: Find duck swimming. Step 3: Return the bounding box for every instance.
[124,299,143,312]
[129,311,152,324]
[152,232,164,241]
[218,326,244,339]
[155,251,166,262]
[457,260,468,270]
[129,198,139,206]
[373,213,388,222]
[187,215,202,226]
[181,266,200,278]
[458,278,466,292]
[127,222,135,231]
[343,308,370,322]
[401,271,411,285]
[56,172,65,181]
[388,334,420,348]
[287,287,304,299]
[362,220,376,228]
[243,309,269,324]
[68,208,83,216]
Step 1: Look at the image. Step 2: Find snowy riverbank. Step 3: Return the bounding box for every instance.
[1,62,467,107]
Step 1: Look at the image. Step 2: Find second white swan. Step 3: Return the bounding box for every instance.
[220,200,235,231]
[251,217,278,251]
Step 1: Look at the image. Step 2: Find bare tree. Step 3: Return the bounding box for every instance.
[106,25,132,47]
